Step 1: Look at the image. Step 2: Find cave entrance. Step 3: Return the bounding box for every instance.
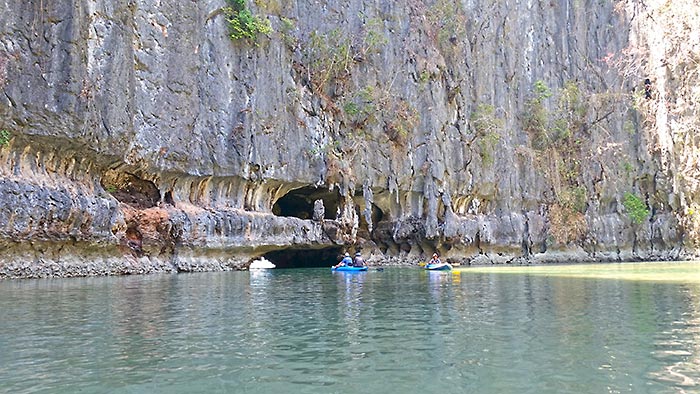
[101,169,160,209]
[262,247,343,269]
[272,186,340,220]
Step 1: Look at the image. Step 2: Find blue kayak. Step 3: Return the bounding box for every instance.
[331,266,368,272]
[425,263,452,271]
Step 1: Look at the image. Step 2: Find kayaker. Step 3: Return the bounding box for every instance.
[333,252,354,268]
[353,252,366,267]
[428,253,441,265]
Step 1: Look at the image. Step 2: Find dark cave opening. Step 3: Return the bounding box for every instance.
[262,247,344,269]
[272,186,341,220]
[164,190,175,205]
[359,203,384,230]
[101,169,160,209]
[371,204,384,224]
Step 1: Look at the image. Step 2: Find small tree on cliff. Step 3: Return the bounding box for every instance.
[224,0,271,44]
[623,192,650,224]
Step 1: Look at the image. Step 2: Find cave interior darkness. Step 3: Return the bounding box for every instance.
[262,247,344,268]
[272,186,340,220]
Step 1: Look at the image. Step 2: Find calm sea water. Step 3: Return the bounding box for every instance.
[1,264,700,393]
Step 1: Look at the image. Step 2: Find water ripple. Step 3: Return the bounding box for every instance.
[2,268,700,393]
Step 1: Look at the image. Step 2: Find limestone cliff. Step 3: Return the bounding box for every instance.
[0,0,698,278]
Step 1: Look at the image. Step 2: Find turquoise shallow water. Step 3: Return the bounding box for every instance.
[1,264,700,393]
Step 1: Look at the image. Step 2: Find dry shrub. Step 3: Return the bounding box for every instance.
[548,204,587,245]
[325,154,343,186]
[680,204,700,250]
[383,99,419,146]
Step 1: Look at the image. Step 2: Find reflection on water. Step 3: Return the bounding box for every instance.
[1,263,700,393]
[461,261,700,282]
[333,271,366,339]
[454,260,700,392]
[646,284,700,391]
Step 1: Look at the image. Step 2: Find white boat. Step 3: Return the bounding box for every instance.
[249,257,276,269]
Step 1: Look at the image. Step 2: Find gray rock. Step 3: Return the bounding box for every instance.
[0,0,698,278]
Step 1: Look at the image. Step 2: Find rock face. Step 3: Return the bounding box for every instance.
[0,0,698,278]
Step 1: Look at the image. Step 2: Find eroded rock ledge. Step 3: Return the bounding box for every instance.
[0,136,690,279]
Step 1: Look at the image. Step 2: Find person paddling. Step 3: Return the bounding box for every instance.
[333,252,353,268]
[428,253,441,265]
[353,252,366,267]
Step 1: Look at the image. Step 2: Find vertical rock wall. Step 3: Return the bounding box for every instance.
[0,0,697,277]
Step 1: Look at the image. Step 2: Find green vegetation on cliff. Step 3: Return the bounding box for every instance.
[522,80,590,244]
[470,104,503,166]
[224,0,271,43]
[0,129,10,146]
[623,192,649,224]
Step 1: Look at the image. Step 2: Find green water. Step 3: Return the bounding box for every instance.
[2,263,700,393]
